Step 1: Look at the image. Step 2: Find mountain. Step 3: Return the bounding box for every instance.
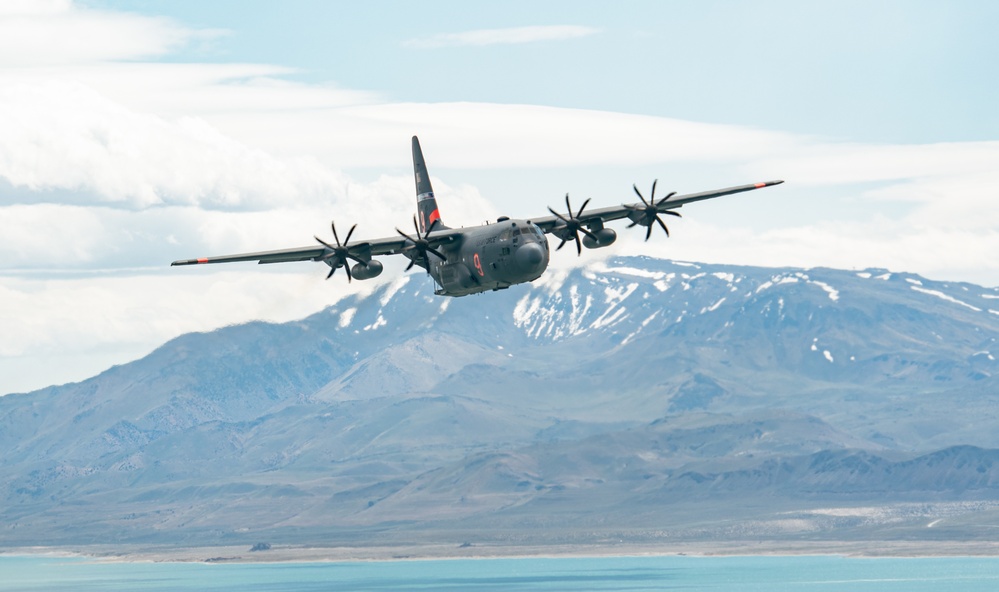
[2,257,998,549]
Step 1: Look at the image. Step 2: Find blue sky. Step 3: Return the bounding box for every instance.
[91,0,999,143]
[2,1,998,393]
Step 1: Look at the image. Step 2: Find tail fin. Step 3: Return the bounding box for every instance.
[412,136,447,233]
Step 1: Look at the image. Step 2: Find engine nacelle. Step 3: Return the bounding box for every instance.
[350,260,383,280]
[582,228,617,249]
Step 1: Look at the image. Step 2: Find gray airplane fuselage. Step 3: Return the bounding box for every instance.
[420,218,550,296]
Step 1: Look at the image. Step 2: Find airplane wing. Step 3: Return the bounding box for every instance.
[171,228,463,268]
[531,180,784,237]
[171,238,400,267]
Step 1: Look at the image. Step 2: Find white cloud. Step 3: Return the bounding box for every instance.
[405,25,600,49]
[754,141,999,187]
[0,79,355,210]
[0,267,394,394]
[0,0,223,65]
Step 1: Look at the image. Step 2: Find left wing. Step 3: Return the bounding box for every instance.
[532,179,784,247]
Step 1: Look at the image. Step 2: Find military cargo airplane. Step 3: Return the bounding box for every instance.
[172,136,783,297]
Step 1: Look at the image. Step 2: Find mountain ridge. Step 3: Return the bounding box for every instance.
[2,256,998,548]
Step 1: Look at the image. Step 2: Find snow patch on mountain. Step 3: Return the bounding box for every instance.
[593,262,668,280]
[653,273,677,292]
[339,308,357,328]
[701,297,727,314]
[364,315,387,331]
[809,279,840,302]
[910,286,982,312]
[380,276,411,306]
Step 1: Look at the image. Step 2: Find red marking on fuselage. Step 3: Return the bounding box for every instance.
[473,252,485,276]
[197,258,209,264]
[754,182,766,188]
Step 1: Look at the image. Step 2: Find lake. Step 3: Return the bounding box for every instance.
[2,554,998,591]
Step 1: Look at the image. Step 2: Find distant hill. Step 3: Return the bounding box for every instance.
[2,257,998,548]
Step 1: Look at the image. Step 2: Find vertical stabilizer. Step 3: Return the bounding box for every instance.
[412,136,447,233]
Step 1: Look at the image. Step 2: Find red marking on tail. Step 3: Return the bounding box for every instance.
[197,258,208,264]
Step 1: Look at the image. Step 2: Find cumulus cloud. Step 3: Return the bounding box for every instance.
[405,25,600,48]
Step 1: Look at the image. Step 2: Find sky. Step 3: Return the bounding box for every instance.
[1,0,998,394]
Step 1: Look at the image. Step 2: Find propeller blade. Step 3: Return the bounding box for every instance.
[645,225,653,241]
[650,179,658,202]
[326,266,336,279]
[343,223,357,245]
[574,234,582,255]
[396,228,417,243]
[405,258,415,271]
[575,197,591,219]
[664,210,682,218]
[556,238,567,251]
[343,260,353,282]
[633,184,649,206]
[655,191,677,207]
[331,221,342,247]
[656,216,671,237]
[426,247,447,261]
[547,206,570,224]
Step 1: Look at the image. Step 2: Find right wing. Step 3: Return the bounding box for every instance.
[171,228,463,267]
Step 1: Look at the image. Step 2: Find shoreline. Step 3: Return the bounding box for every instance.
[6,540,999,564]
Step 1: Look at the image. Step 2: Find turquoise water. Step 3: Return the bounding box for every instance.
[2,554,998,591]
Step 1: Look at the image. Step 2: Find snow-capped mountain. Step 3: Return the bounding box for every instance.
[2,257,998,548]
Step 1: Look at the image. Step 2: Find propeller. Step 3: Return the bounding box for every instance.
[315,221,365,282]
[548,193,599,255]
[396,215,446,272]
[625,179,682,241]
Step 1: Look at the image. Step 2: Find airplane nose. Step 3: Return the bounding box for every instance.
[515,242,545,272]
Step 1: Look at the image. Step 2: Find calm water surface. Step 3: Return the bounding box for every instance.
[2,554,998,591]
